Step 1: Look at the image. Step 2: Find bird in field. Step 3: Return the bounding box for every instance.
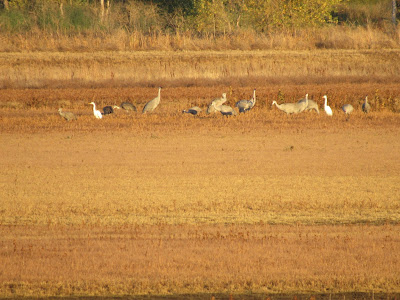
[58,108,77,121]
[235,89,256,113]
[102,105,114,115]
[296,93,309,113]
[362,96,371,113]
[212,102,237,116]
[297,94,319,114]
[89,102,103,119]
[272,101,298,114]
[120,102,137,112]
[182,106,202,115]
[206,93,227,114]
[323,95,333,116]
[142,87,162,114]
[341,104,354,115]
[271,96,308,115]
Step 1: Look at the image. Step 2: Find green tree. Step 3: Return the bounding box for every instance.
[191,0,232,34]
[246,0,343,31]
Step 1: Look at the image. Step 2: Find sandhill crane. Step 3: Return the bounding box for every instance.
[323,95,333,116]
[212,102,237,116]
[297,94,319,114]
[58,108,77,121]
[120,102,137,112]
[272,101,298,114]
[206,102,217,114]
[142,87,162,114]
[235,89,256,113]
[206,93,227,114]
[342,104,354,115]
[182,106,202,115]
[102,106,114,115]
[362,96,371,113]
[296,93,309,113]
[89,102,103,119]
[271,96,308,115]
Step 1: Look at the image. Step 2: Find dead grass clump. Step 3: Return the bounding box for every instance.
[0,101,23,109]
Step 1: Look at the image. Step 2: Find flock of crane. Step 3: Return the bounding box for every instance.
[58,87,372,121]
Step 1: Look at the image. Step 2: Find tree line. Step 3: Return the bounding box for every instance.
[0,0,397,35]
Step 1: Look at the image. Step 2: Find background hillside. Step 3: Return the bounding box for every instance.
[0,0,399,51]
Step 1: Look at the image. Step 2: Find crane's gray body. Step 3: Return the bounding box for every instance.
[272,95,308,115]
[297,97,319,114]
[58,108,77,121]
[272,102,300,114]
[142,87,162,114]
[342,104,354,114]
[183,106,202,115]
[236,89,256,113]
[362,96,371,113]
[120,102,137,112]
[213,103,237,116]
[207,93,227,114]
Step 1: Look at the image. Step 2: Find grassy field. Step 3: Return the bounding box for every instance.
[0,50,400,298]
[2,49,400,90]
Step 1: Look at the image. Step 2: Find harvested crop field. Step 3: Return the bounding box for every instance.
[0,50,400,298]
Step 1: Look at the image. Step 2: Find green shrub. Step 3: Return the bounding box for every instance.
[0,7,32,31]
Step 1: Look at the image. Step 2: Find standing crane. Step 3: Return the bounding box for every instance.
[235,89,256,113]
[142,87,162,114]
[362,96,371,113]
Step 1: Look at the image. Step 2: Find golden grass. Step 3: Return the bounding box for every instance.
[1,225,400,297]
[0,50,400,297]
[2,50,400,91]
[1,122,400,227]
[1,25,399,52]
[1,108,400,296]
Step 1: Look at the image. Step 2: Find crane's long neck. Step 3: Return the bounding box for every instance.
[252,90,256,104]
[158,88,161,100]
[273,101,282,109]
[365,97,368,105]
[92,104,96,112]
[324,97,327,107]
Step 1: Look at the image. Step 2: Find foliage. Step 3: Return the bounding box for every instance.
[0,0,396,35]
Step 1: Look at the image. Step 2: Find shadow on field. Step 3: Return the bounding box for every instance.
[18,293,399,300]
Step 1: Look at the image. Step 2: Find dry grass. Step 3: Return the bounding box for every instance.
[1,225,400,297]
[1,25,399,52]
[1,120,400,226]
[2,50,400,92]
[0,50,400,297]
[1,106,400,297]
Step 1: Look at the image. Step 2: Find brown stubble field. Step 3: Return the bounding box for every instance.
[0,50,400,298]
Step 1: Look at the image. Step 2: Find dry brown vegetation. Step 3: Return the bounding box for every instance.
[1,25,400,53]
[2,49,400,91]
[0,50,400,298]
